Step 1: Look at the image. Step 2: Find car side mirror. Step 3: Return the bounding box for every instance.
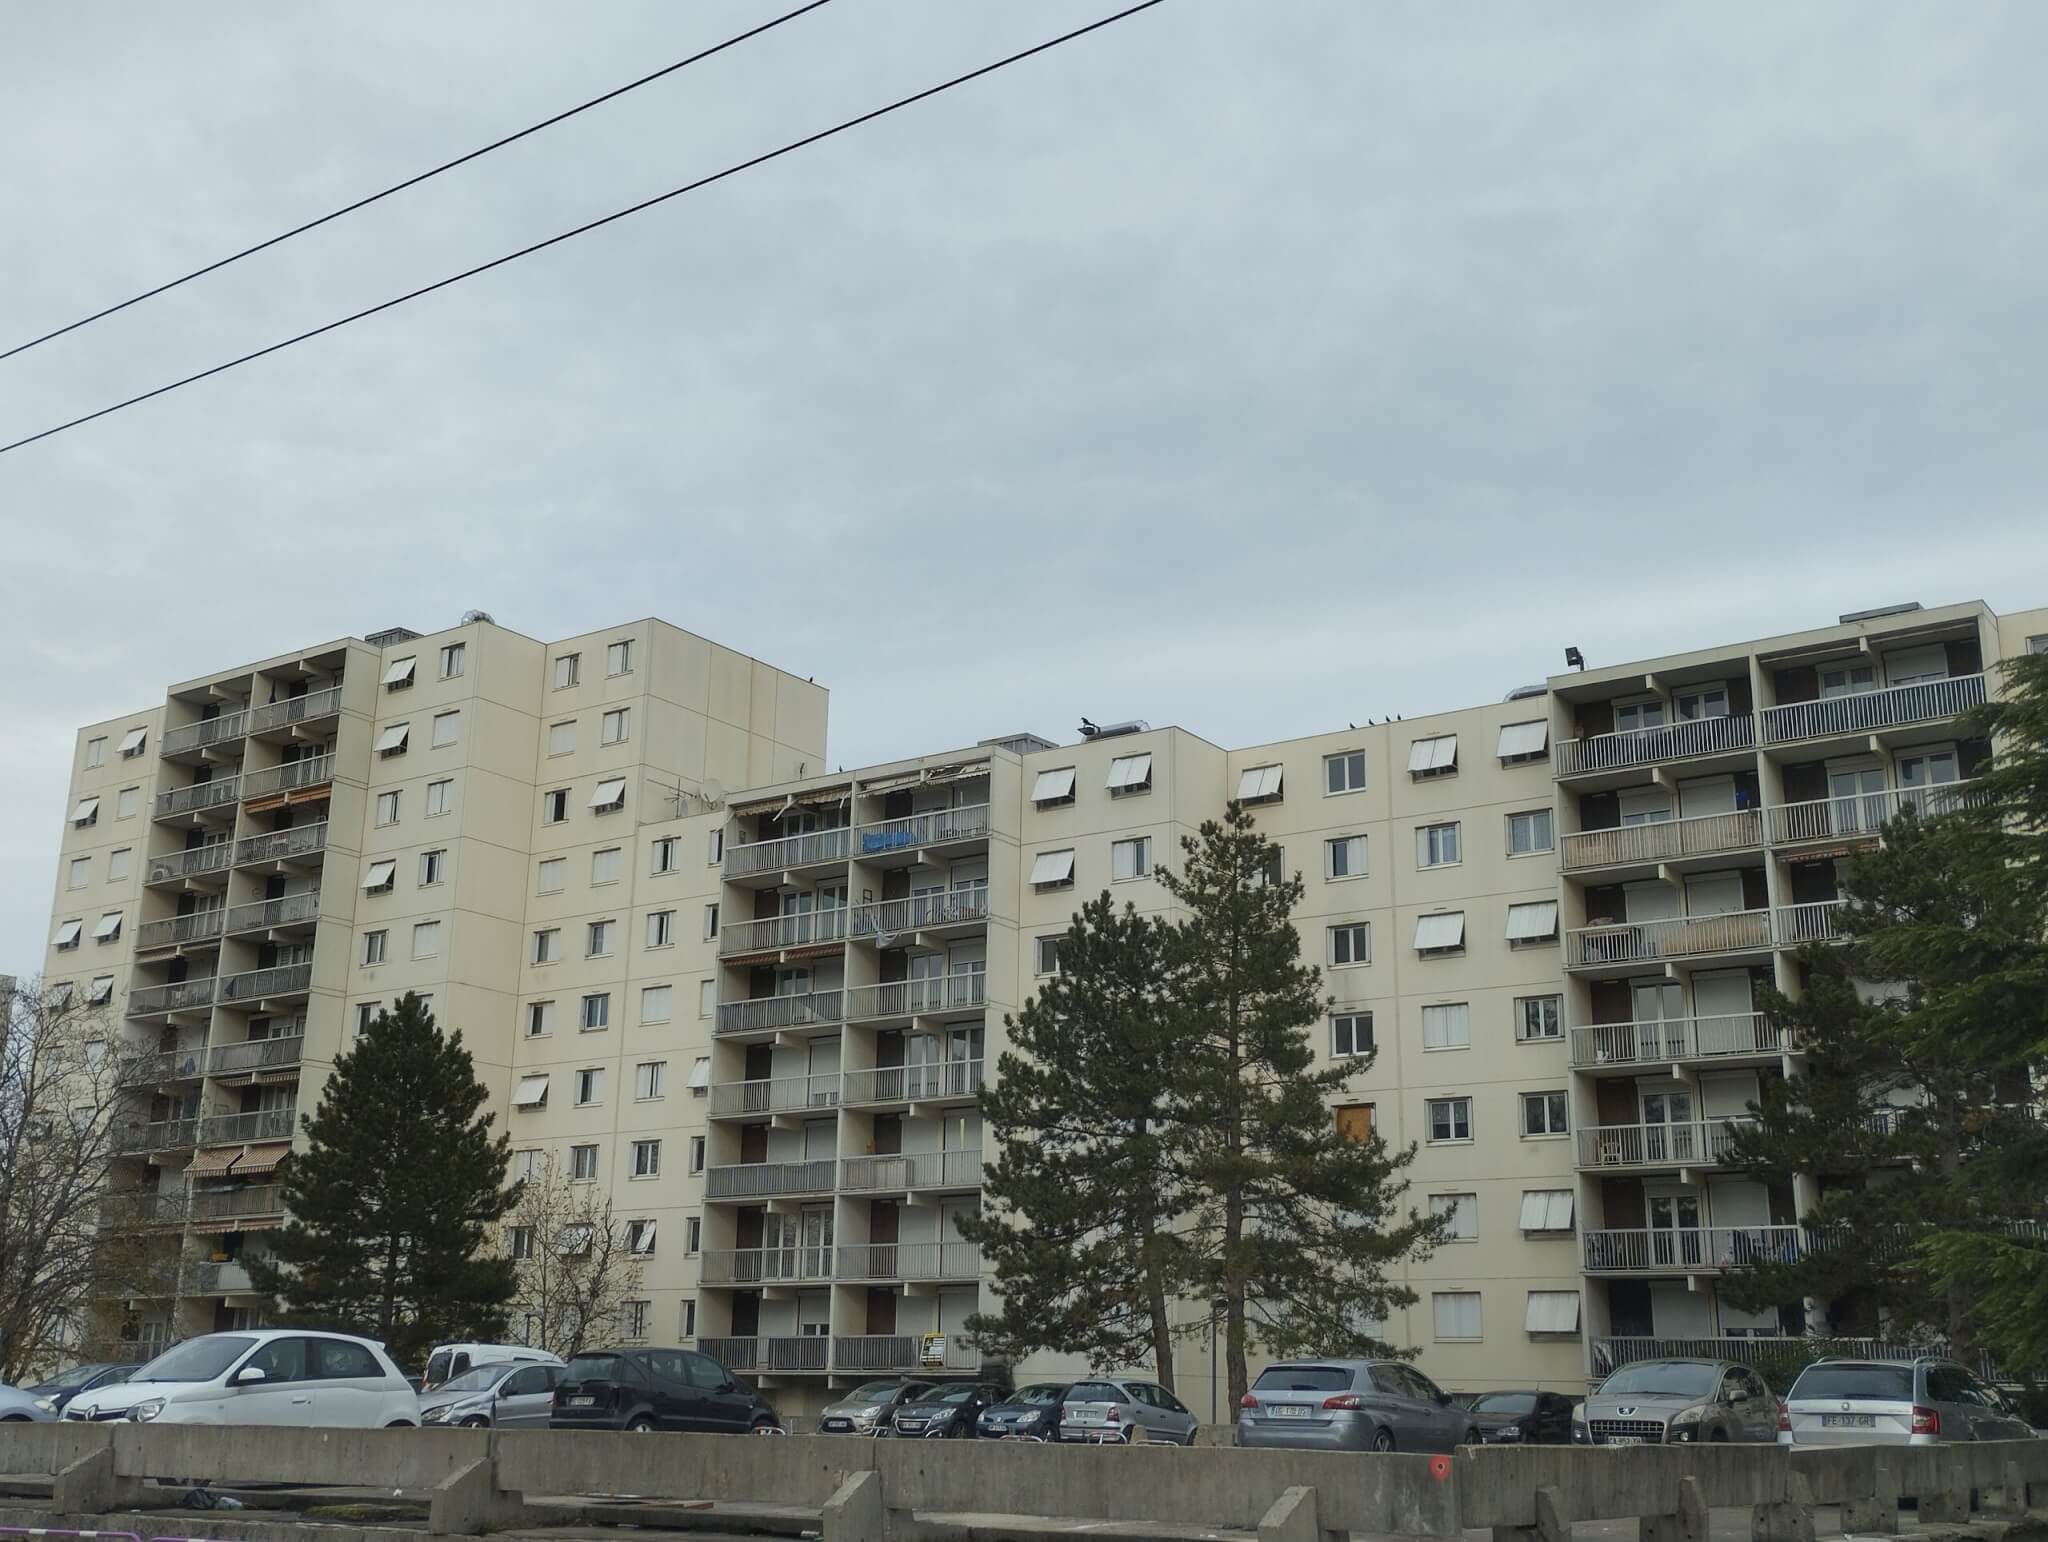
[232,1366,267,1385]
[1437,1392,1452,1406]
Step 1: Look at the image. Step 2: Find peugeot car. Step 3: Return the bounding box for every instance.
[817,1380,934,1436]
[1580,1358,1779,1446]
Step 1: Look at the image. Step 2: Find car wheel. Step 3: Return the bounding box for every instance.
[1182,1428,1199,1447]
[384,1419,416,1428]
[1371,1427,1396,1453]
[750,1417,780,1435]
[0,1415,28,1423]
[1464,1427,1481,1448]
[627,1415,657,1434]
[1709,1429,1728,1444]
[461,1416,489,1428]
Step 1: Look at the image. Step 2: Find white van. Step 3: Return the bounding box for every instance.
[422,1342,561,1390]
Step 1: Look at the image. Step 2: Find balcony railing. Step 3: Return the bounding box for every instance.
[192,1260,257,1295]
[126,978,217,1017]
[208,1034,305,1077]
[851,886,992,940]
[1576,1118,1756,1171]
[218,963,313,1003]
[854,803,993,857]
[1767,781,1976,844]
[99,1191,187,1228]
[1759,672,1986,746]
[135,910,226,951]
[235,822,329,865]
[714,991,844,1036]
[1569,1013,1785,1068]
[843,973,987,1022]
[1565,910,1772,968]
[1560,809,1763,873]
[154,778,241,821]
[146,845,233,884]
[698,1246,835,1285]
[840,1148,982,1194]
[841,1060,984,1107]
[247,685,343,735]
[189,1185,285,1222]
[1556,714,1755,776]
[118,1047,203,1085]
[117,1118,198,1154]
[225,892,321,935]
[242,754,335,800]
[707,1074,839,1119]
[1774,900,1843,946]
[1581,1225,1814,1274]
[700,1336,829,1373]
[718,908,850,958]
[832,1334,979,1374]
[703,1159,837,1200]
[199,1108,296,1146]
[725,826,852,878]
[836,1242,981,1282]
[161,711,248,757]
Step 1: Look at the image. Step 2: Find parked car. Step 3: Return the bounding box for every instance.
[1580,1358,1778,1446]
[24,1363,133,1416]
[1779,1358,2035,1447]
[62,1331,418,1427]
[1060,1377,1198,1445]
[419,1360,565,1427]
[1237,1360,1475,1453]
[549,1347,779,1433]
[1468,1389,1576,1445]
[817,1379,935,1435]
[0,1385,56,1422]
[422,1342,560,1390]
[886,1382,1005,1438]
[977,1382,1073,1440]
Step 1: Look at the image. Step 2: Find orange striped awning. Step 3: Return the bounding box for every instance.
[783,943,845,962]
[186,1146,241,1176]
[237,1143,291,1175]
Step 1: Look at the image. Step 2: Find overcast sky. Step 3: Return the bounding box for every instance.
[4,1,2047,974]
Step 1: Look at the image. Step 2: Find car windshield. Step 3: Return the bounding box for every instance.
[35,1363,111,1392]
[1472,1393,1538,1416]
[846,1382,909,1404]
[1012,1385,1067,1406]
[1066,1382,1124,1403]
[1254,1366,1352,1393]
[135,1335,258,1384]
[564,1354,621,1382]
[1599,1363,1717,1398]
[1793,1365,1916,1402]
[437,1363,515,1394]
[930,1385,981,1404]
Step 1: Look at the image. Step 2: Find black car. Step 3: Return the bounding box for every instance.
[1467,1389,1576,1445]
[886,1382,1006,1438]
[976,1382,1071,1440]
[27,1363,134,1415]
[549,1347,779,1433]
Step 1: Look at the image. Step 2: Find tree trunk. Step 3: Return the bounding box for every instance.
[1223,1009,1248,1409]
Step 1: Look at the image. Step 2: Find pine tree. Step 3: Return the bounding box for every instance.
[252,992,517,1371]
[958,894,1187,1385]
[1156,805,1447,1409]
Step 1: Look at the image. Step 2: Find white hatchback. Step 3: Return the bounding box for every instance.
[63,1331,418,1427]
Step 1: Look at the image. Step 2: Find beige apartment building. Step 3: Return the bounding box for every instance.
[37,600,2048,1417]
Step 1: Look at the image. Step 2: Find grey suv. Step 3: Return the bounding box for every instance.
[1581,1358,1778,1445]
[1781,1358,2034,1446]
[1238,1360,1476,1453]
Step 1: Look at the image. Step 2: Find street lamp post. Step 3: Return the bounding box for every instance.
[1208,1297,1228,1425]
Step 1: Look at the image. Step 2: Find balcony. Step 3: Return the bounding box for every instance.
[1569,1013,1788,1069]
[700,1336,829,1374]
[218,963,313,1006]
[192,1260,258,1295]
[724,827,852,880]
[247,685,343,736]
[833,1333,979,1374]
[843,973,987,1026]
[1556,714,1755,778]
[1767,782,1975,845]
[698,1247,834,1286]
[161,711,248,759]
[853,804,993,862]
[1759,672,1986,747]
[153,778,241,823]
[118,1118,198,1155]
[126,979,217,1018]
[1774,900,1843,947]
[135,910,226,952]
[703,1159,837,1200]
[708,1074,839,1119]
[225,892,321,936]
[1560,809,1764,876]
[851,886,992,942]
[836,1241,981,1284]
[199,1108,296,1146]
[98,1191,187,1229]
[208,1034,305,1077]
[718,908,849,960]
[1582,1225,1814,1275]
[145,845,233,887]
[841,1060,984,1110]
[235,822,328,866]
[840,1148,982,1195]
[715,990,844,1037]
[242,754,335,801]
[1575,1118,1756,1172]
[118,1046,204,1085]
[1564,910,1772,970]
[189,1185,285,1224]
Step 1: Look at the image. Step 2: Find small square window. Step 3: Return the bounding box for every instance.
[587,919,614,957]
[419,849,446,886]
[375,790,401,826]
[647,910,675,949]
[412,920,441,959]
[1433,1291,1482,1341]
[107,848,131,882]
[1328,923,1370,967]
[85,736,106,768]
[1422,1002,1470,1050]
[431,711,460,749]
[527,1000,554,1037]
[1036,936,1062,975]
[1427,1096,1473,1143]
[533,928,560,963]
[1515,995,1563,1042]
[554,653,580,689]
[355,1001,380,1036]
[592,847,622,885]
[363,929,388,966]
[1031,767,1077,807]
[627,1221,658,1257]
[115,787,138,819]
[1408,735,1459,779]
[607,640,634,676]
[636,1061,665,1099]
[601,708,630,746]
[1430,1192,1477,1240]
[1325,750,1366,794]
[1030,850,1076,889]
[1521,1090,1570,1137]
[425,779,453,817]
[383,656,417,690]
[1325,834,1366,880]
[68,856,90,890]
[1332,1012,1373,1058]
[582,992,610,1030]
[651,836,679,873]
[632,1138,661,1178]
[571,1144,599,1181]
[93,911,123,943]
[377,722,411,757]
[542,788,568,823]
[1111,836,1151,881]
[1506,809,1554,855]
[439,642,465,679]
[537,857,566,894]
[548,721,576,757]
[641,984,673,1023]
[708,829,724,864]
[575,1068,602,1106]
[1417,822,1461,867]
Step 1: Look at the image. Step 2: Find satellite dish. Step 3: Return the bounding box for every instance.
[461,609,495,625]
[702,779,727,806]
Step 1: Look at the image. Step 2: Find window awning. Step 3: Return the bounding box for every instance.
[382,656,417,686]
[629,1221,657,1255]
[374,723,410,754]
[118,727,149,756]
[1413,911,1465,951]
[1105,753,1152,790]
[360,859,397,890]
[1030,850,1075,885]
[94,912,124,941]
[186,1146,241,1176]
[53,919,82,947]
[1237,764,1284,801]
[1497,720,1549,759]
[590,778,627,810]
[513,1075,550,1109]
[1505,901,1559,941]
[1520,1190,1575,1230]
[1031,767,1076,803]
[687,1058,712,1090]
[71,797,100,824]
[1408,735,1458,773]
[87,976,114,1005]
[237,1143,291,1175]
[1525,1291,1581,1334]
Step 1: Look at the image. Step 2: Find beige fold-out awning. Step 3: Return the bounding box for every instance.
[237,1143,291,1175]
[186,1147,240,1176]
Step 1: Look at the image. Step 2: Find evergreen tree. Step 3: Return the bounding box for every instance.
[1156,806,1446,1409]
[959,894,1187,1385]
[252,993,516,1370]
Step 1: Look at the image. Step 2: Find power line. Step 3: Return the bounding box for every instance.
[0,0,1167,458]
[0,0,838,364]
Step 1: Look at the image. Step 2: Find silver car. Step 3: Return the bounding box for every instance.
[1581,1358,1779,1446]
[817,1379,934,1436]
[0,1384,56,1422]
[1059,1378,1198,1445]
[419,1360,564,1427]
[1781,1358,2034,1446]
[1238,1360,1474,1453]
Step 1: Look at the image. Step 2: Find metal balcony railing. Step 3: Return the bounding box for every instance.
[225,892,321,934]
[1759,672,1986,745]
[98,1191,187,1228]
[851,886,992,940]
[703,1159,837,1200]
[714,991,843,1036]
[832,1334,979,1373]
[208,1035,305,1076]
[117,1118,198,1154]
[854,803,993,857]
[135,910,226,951]
[161,711,248,757]
[125,979,217,1017]
[1767,782,1976,844]
[1581,1225,1814,1273]
[841,1059,984,1107]
[718,908,850,957]
[1774,900,1844,946]
[707,1074,839,1118]
[1575,1118,1756,1170]
[199,1108,296,1145]
[235,822,328,865]
[242,754,335,800]
[192,1261,256,1295]
[725,826,852,878]
[698,1246,835,1285]
[218,963,313,1002]
[189,1185,285,1222]
[836,1242,981,1282]
[1569,1013,1785,1068]
[247,685,343,735]
[1559,809,1763,873]
[840,1148,982,1194]
[146,845,233,884]
[118,1047,203,1085]
[1555,714,1755,776]
[843,973,987,1022]
[1565,910,1773,967]
[154,778,241,820]
[700,1336,829,1373]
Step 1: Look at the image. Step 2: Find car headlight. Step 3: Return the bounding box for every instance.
[1494,1425,1523,1441]
[130,1399,165,1423]
[33,1396,57,1413]
[422,1405,449,1424]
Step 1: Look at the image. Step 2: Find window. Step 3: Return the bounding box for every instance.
[68,856,90,889]
[1521,1090,1569,1136]
[635,1061,665,1099]
[627,1220,658,1256]
[651,835,679,873]
[527,1000,554,1037]
[559,1224,594,1257]
[590,778,627,813]
[1525,1292,1581,1335]
[685,1216,702,1254]
[702,903,719,939]
[1256,846,1285,888]
[1884,646,1949,687]
[86,975,114,1005]
[512,1149,541,1183]
[680,1299,697,1338]
[575,1068,603,1106]
[1505,901,1560,945]
[513,1075,549,1109]
[690,1055,711,1093]
[587,920,614,956]
[1422,1002,1470,1050]
[2031,635,2048,656]
[70,796,99,827]
[1515,995,1563,1042]
[1520,1190,1575,1232]
[581,993,610,1030]
[570,1144,599,1181]
[363,930,388,966]
[1111,836,1151,880]
[699,982,716,1019]
[1427,1097,1472,1142]
[1237,763,1285,804]
[1430,1193,1478,1240]
[93,912,123,943]
[591,847,622,885]
[86,736,106,768]
[1433,1291,1482,1340]
[507,1225,535,1260]
[601,708,630,746]
[1105,753,1152,796]
[1414,911,1466,955]
[383,655,417,690]
[1335,1103,1374,1142]
[1497,720,1549,764]
[1328,923,1370,967]
[412,921,441,959]
[537,857,566,893]
[429,711,460,749]
[1325,750,1366,794]
[641,985,673,1024]
[1032,767,1077,806]
[115,787,138,819]
[1332,1013,1373,1058]
[376,722,411,757]
[548,721,576,756]
[1615,696,1665,732]
[425,778,453,816]
[707,829,724,864]
[107,848,131,881]
[1325,834,1366,880]
[115,725,146,758]
[607,639,634,675]
[647,910,675,949]
[419,849,446,886]
[1506,809,1553,855]
[53,919,82,951]
[375,790,401,825]
[632,1139,661,1177]
[1030,849,1076,889]
[554,653,580,689]
[355,1002,380,1035]
[1416,822,1461,867]
[1408,734,1458,778]
[533,928,560,963]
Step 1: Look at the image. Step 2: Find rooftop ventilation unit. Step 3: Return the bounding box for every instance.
[1839,602,1923,624]
[363,626,422,647]
[1504,684,1549,701]
[1079,718,1150,740]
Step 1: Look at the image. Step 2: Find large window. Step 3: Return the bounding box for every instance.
[1432,1291,1482,1340]
[1421,1002,1470,1050]
[1515,995,1562,1042]
[1416,822,1461,867]
[1506,809,1553,854]
[1430,1193,1477,1240]
[1521,1091,1569,1136]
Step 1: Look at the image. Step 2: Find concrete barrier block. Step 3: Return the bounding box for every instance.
[428,1454,528,1536]
[1490,1483,1567,1542]
[51,1440,145,1514]
[1840,1458,1898,1535]
[1643,1474,1708,1542]
[1750,1469,1814,1542]
[1918,1483,1970,1525]
[1258,1484,1320,1542]
[823,1468,886,1542]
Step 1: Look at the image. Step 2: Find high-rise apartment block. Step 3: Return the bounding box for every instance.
[39,601,2048,1413]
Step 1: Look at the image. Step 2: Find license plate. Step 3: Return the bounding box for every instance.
[1822,1414,1874,1428]
[567,1395,595,1407]
[1605,1436,1642,1447]
[1269,1405,1312,1419]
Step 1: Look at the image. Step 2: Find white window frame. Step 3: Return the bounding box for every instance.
[1515,994,1563,1042]
[527,1000,554,1038]
[1505,900,1560,946]
[635,1061,666,1100]
[548,721,576,757]
[1331,1012,1373,1059]
[1496,720,1550,764]
[1325,749,1366,795]
[1505,808,1554,856]
[430,711,460,749]
[647,910,675,949]
[651,835,679,874]
[85,736,106,768]
[703,903,719,940]
[1430,1192,1478,1241]
[1105,754,1152,796]
[115,787,139,819]
[581,992,610,1030]
[533,928,560,964]
[587,919,614,957]
[1325,834,1366,880]
[631,1138,661,1178]
[641,984,673,1024]
[362,859,397,894]
[1030,850,1076,889]
[1413,911,1466,956]
[1525,1291,1581,1335]
[67,856,90,890]
[1426,1096,1473,1143]
[590,777,627,813]
[439,641,465,679]
[425,778,453,817]
[1416,822,1461,868]
[1032,767,1077,807]
[1327,923,1370,968]
[1236,763,1285,804]
[591,847,622,886]
[419,849,446,886]
[1035,935,1062,975]
[537,857,566,894]
[1421,1002,1470,1051]
[376,722,411,757]
[107,847,131,882]
[607,639,634,676]
[542,788,568,824]
[382,656,417,690]
[708,829,724,864]
[554,653,580,689]
[601,708,630,746]
[574,1068,602,1107]
[1433,1290,1482,1341]
[1110,836,1151,881]
[375,790,401,826]
[1408,735,1459,779]
[1521,1090,1570,1137]
[1519,1190,1575,1233]
[570,1144,599,1181]
[411,920,441,960]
